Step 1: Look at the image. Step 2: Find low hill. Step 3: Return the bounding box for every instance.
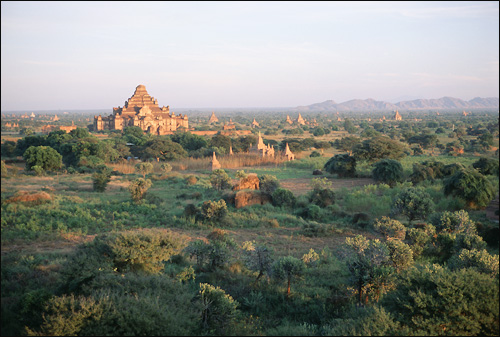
[295,96,499,112]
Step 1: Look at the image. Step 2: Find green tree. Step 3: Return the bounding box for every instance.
[324,153,357,178]
[92,165,113,192]
[142,137,187,161]
[259,174,280,195]
[199,283,239,335]
[472,157,499,176]
[308,178,335,208]
[242,241,273,283]
[209,133,232,153]
[135,162,154,178]
[372,159,403,187]
[385,239,414,272]
[23,145,63,172]
[390,187,435,225]
[205,229,236,270]
[443,169,496,209]
[60,229,185,291]
[343,235,393,305]
[272,256,305,298]
[373,217,406,240]
[353,136,406,162]
[382,264,499,336]
[344,118,357,134]
[334,136,361,155]
[201,200,228,222]
[448,248,499,278]
[171,131,208,152]
[128,178,152,202]
[271,188,296,208]
[210,169,232,191]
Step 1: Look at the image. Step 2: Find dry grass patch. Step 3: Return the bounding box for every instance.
[4,191,52,204]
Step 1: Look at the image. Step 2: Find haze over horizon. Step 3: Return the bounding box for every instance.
[1,1,499,111]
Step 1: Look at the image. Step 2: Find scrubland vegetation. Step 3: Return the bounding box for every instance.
[1,110,499,336]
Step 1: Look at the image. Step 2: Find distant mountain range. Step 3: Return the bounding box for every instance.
[294,97,499,112]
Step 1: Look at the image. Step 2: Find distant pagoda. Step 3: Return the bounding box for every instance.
[209,111,219,124]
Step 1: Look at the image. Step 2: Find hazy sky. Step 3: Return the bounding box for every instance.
[1,1,499,110]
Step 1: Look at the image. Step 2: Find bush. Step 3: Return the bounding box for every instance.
[199,283,239,335]
[210,169,232,191]
[382,264,499,336]
[128,178,152,202]
[135,162,154,178]
[308,188,335,208]
[272,256,305,298]
[300,221,332,237]
[324,154,356,178]
[272,188,297,208]
[406,224,436,258]
[372,159,403,186]
[443,169,495,209]
[259,174,280,195]
[385,239,414,272]
[92,165,113,192]
[23,145,63,172]
[472,157,499,176]
[373,217,406,240]
[390,187,434,224]
[201,199,228,222]
[448,248,499,278]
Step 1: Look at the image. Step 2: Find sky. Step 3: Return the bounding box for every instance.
[1,1,499,111]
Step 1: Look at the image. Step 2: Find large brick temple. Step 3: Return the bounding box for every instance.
[93,84,188,135]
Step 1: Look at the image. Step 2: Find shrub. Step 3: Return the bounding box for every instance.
[185,175,197,185]
[23,145,63,172]
[406,224,436,258]
[272,188,296,208]
[324,154,357,177]
[390,187,434,225]
[301,248,320,266]
[382,264,499,336]
[210,169,232,191]
[373,217,406,240]
[201,199,228,222]
[135,162,154,178]
[300,221,331,237]
[242,241,273,282]
[372,159,403,187]
[92,165,113,192]
[309,188,336,208]
[199,283,239,335]
[385,239,414,272]
[259,174,280,195]
[272,256,305,298]
[430,210,477,234]
[472,157,499,176]
[128,178,152,202]
[25,294,103,336]
[448,248,499,277]
[443,169,495,209]
[325,306,400,336]
[160,162,172,174]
